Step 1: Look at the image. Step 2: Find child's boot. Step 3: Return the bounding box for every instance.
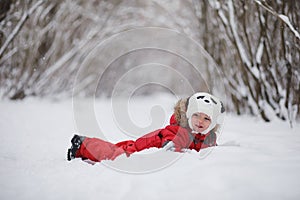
[67,134,86,161]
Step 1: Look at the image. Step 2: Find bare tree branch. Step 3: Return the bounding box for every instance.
[254,0,300,40]
[0,0,45,57]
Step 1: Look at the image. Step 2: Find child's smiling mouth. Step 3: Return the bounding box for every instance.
[196,125,203,129]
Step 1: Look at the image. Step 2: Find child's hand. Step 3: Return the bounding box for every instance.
[162,141,175,151]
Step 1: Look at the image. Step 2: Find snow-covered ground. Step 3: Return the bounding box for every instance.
[1,96,300,200]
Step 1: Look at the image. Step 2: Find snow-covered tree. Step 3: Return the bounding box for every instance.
[193,0,300,124]
[0,0,201,99]
[0,0,299,123]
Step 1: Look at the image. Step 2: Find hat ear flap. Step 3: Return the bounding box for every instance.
[217,100,225,124]
[220,101,225,113]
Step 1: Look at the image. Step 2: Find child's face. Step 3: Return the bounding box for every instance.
[191,112,211,133]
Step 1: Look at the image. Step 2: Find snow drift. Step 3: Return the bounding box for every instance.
[0,97,300,200]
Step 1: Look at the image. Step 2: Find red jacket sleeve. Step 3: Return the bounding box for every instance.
[134,129,164,151]
[164,125,191,152]
[133,123,193,153]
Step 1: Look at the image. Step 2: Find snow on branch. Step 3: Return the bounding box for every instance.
[228,0,251,68]
[254,0,300,40]
[0,0,45,57]
[228,0,253,69]
[255,38,264,64]
[278,14,300,40]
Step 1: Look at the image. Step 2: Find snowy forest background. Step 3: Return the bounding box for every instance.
[0,0,299,124]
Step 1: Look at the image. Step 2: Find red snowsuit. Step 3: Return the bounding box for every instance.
[76,114,217,162]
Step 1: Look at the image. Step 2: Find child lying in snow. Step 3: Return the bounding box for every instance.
[67,92,225,162]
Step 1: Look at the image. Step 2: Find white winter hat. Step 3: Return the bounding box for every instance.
[186,92,225,134]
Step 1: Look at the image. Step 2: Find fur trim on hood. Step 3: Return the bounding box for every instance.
[174,98,189,128]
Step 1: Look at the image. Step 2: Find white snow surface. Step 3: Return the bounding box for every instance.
[1,97,300,200]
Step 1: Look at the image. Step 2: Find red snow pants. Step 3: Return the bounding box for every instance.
[76,129,167,162]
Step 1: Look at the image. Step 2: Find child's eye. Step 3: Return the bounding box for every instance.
[204,117,211,121]
[193,113,200,117]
